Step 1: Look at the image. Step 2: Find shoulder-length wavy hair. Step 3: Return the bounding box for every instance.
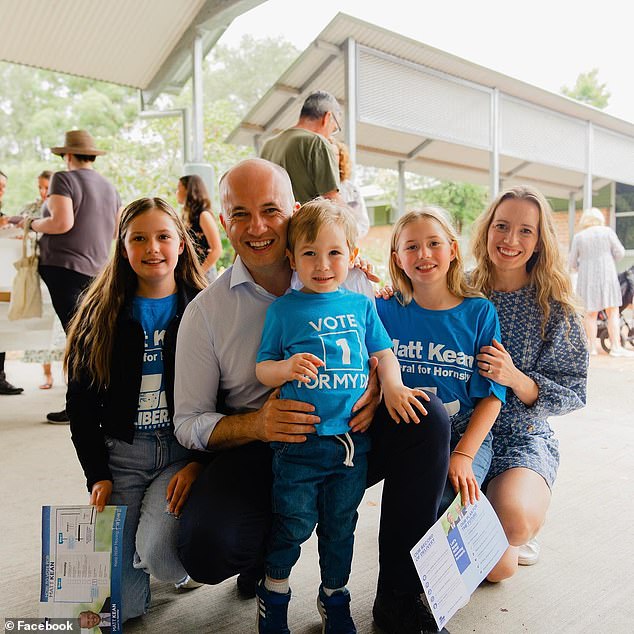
[470,185,578,334]
[64,197,207,388]
[389,206,482,306]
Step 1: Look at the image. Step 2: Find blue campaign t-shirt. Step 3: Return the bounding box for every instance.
[377,295,506,434]
[257,288,392,436]
[132,293,178,431]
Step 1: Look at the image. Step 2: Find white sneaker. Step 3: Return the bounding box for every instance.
[518,538,541,566]
[609,347,634,358]
[175,575,204,590]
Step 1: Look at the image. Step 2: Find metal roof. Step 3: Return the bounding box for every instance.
[228,12,634,199]
[0,0,265,104]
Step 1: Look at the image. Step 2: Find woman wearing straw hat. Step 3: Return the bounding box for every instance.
[24,129,122,422]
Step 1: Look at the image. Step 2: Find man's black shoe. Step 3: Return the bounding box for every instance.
[236,567,263,599]
[47,409,70,424]
[373,588,450,634]
[0,373,23,395]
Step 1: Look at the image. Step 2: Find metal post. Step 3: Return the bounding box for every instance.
[397,160,406,219]
[489,88,500,198]
[137,108,191,164]
[192,31,204,163]
[343,37,357,170]
[583,122,593,210]
[568,192,576,247]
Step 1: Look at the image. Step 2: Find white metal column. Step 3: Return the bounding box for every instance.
[583,122,593,210]
[343,37,357,170]
[397,160,406,218]
[568,193,576,246]
[192,31,204,163]
[489,88,500,198]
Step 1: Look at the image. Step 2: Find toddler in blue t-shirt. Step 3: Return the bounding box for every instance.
[255,199,427,633]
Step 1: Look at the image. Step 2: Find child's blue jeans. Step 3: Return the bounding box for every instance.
[105,429,190,621]
[267,431,370,589]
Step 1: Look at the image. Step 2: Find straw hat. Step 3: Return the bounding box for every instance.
[50,130,106,156]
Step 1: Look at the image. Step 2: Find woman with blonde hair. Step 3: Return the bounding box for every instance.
[470,185,588,581]
[569,207,630,356]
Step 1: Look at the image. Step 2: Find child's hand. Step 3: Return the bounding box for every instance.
[89,480,113,512]
[284,353,324,383]
[448,453,480,506]
[384,386,429,424]
[166,462,203,517]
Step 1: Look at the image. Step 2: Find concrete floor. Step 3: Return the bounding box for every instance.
[0,351,633,633]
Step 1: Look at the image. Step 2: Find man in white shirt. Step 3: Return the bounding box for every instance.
[174,158,450,634]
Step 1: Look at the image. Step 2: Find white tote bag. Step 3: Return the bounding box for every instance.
[8,229,42,320]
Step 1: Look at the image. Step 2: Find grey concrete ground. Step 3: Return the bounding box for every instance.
[1,352,633,633]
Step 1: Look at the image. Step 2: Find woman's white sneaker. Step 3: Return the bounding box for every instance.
[518,538,541,566]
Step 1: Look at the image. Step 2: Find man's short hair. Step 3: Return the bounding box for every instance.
[300,91,341,121]
[287,198,358,254]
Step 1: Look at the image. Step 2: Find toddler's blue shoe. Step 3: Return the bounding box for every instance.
[317,585,356,634]
[256,580,291,633]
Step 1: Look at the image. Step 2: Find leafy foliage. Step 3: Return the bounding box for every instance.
[0,36,299,270]
[561,68,610,109]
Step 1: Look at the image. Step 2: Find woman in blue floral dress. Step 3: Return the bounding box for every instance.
[469,185,588,582]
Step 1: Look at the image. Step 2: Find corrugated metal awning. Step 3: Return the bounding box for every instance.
[228,12,634,199]
[0,0,264,104]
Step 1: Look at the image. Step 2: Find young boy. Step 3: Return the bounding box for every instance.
[255,199,429,633]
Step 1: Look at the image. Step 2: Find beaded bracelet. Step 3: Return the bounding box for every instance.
[452,449,474,460]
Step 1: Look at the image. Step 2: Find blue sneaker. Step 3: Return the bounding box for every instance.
[317,585,356,634]
[256,581,291,633]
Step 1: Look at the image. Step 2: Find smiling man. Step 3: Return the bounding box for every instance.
[174,158,451,634]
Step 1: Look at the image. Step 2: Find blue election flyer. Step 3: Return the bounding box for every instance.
[39,505,126,633]
[410,493,508,631]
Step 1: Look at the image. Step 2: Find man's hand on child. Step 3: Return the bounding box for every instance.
[90,480,113,512]
[284,353,324,383]
[354,256,381,283]
[448,453,480,506]
[384,387,429,424]
[166,462,203,517]
[257,388,319,443]
[374,285,394,300]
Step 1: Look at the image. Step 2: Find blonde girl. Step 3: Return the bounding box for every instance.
[377,206,505,511]
[470,186,587,580]
[65,197,207,621]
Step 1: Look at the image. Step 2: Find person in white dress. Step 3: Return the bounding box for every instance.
[568,207,632,357]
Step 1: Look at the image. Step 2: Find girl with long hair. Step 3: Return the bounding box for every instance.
[378,207,505,514]
[470,185,587,580]
[65,197,207,621]
[177,174,223,281]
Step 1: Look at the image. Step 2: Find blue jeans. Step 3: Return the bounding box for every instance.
[267,432,370,589]
[438,431,493,514]
[105,429,190,621]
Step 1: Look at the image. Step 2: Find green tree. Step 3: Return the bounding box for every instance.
[204,35,299,116]
[415,181,488,233]
[561,68,610,109]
